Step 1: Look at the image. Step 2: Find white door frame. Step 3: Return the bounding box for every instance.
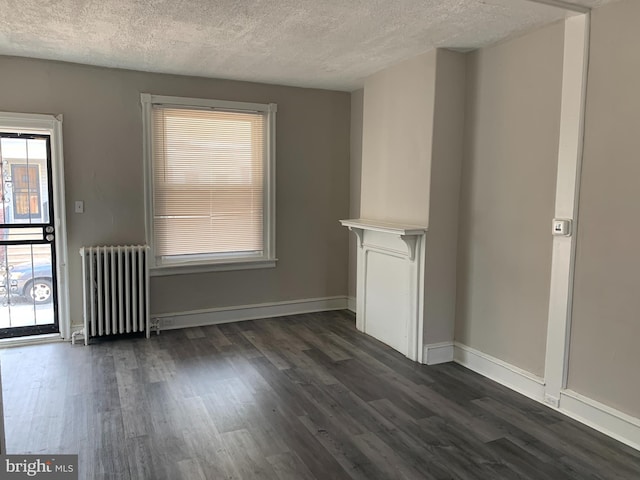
[0,112,70,340]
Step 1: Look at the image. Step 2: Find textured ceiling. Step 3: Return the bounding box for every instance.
[0,0,622,91]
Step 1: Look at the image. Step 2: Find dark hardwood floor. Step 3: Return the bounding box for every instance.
[1,310,639,479]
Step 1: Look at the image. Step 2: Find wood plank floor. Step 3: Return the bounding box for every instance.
[1,310,639,479]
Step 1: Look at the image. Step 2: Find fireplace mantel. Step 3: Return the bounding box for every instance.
[341,218,427,362]
[340,219,427,261]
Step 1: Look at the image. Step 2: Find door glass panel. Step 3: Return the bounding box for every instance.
[0,227,44,241]
[0,137,49,224]
[0,245,54,329]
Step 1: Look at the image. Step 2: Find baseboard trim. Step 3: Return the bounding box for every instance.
[0,333,64,348]
[453,342,546,402]
[347,296,356,313]
[453,342,640,452]
[559,389,640,451]
[423,341,454,365]
[153,296,349,330]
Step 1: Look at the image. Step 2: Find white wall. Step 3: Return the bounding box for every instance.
[360,50,436,226]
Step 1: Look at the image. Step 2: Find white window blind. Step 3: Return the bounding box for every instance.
[152,106,266,260]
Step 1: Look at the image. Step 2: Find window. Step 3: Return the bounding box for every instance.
[12,164,42,220]
[141,94,276,274]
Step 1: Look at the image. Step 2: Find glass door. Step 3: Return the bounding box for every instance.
[0,133,58,338]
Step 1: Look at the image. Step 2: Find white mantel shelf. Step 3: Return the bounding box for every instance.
[339,219,427,236]
[340,219,427,261]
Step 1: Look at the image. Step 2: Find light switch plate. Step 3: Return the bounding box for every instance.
[75,200,84,214]
[552,218,572,236]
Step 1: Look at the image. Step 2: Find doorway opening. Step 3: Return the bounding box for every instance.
[0,133,58,338]
[0,112,69,341]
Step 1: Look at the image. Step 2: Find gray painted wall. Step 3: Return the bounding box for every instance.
[568,0,640,418]
[348,89,363,299]
[423,50,466,345]
[455,22,564,376]
[0,56,351,325]
[360,50,436,226]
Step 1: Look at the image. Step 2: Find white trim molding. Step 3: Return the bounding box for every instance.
[559,389,640,451]
[544,12,590,407]
[0,333,65,349]
[423,342,454,365]
[0,111,70,340]
[152,296,349,330]
[347,296,356,313]
[453,343,546,402]
[149,259,277,276]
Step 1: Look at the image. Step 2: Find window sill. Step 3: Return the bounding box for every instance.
[150,258,277,277]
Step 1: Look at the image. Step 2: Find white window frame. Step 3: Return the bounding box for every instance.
[141,94,277,276]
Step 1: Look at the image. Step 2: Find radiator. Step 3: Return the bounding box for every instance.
[79,245,150,345]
